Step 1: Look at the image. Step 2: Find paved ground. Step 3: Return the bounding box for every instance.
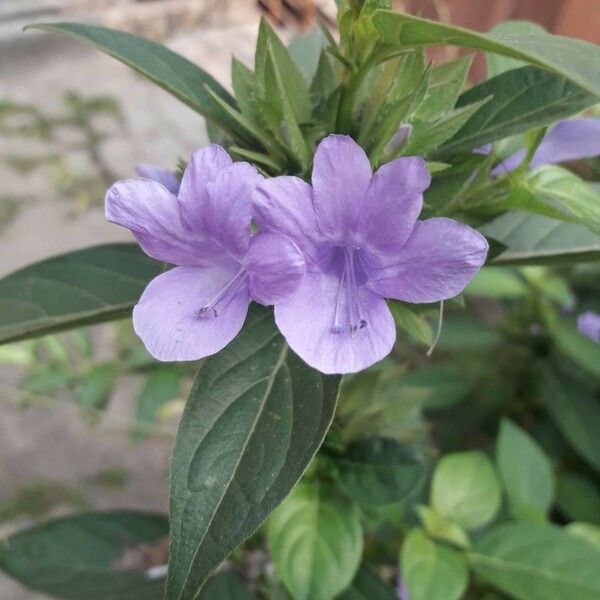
[0,2,262,597]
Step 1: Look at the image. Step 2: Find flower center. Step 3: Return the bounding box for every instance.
[332,247,367,335]
[196,268,247,319]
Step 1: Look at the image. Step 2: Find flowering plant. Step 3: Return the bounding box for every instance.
[1,2,600,599]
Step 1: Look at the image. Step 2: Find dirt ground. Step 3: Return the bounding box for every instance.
[0,2,262,597]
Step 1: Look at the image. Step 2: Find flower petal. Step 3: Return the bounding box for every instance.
[177,144,233,232]
[135,164,180,195]
[105,179,221,265]
[356,156,430,255]
[368,217,488,303]
[133,264,249,361]
[275,271,396,374]
[244,232,305,305]
[253,176,324,266]
[492,118,600,175]
[312,134,372,238]
[204,162,263,259]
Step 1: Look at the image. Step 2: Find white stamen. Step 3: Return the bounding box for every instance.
[332,263,347,334]
[197,268,246,319]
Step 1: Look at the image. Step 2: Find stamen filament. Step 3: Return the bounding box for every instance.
[332,263,347,334]
[198,268,246,318]
[348,249,367,330]
[331,248,368,335]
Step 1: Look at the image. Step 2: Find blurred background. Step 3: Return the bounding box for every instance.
[1,1,598,597]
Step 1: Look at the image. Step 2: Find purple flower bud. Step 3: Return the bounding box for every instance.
[135,164,180,195]
[578,311,600,343]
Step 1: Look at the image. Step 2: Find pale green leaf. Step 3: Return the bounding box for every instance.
[268,482,363,600]
[417,505,471,550]
[469,522,600,600]
[538,367,600,472]
[496,419,555,520]
[431,451,501,529]
[401,529,469,600]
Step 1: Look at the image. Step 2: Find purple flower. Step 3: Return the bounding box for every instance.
[135,164,180,195]
[578,311,600,343]
[106,144,305,361]
[253,135,488,374]
[396,579,410,600]
[481,118,600,176]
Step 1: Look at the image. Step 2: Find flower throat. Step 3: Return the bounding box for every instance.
[332,247,367,335]
[197,268,247,318]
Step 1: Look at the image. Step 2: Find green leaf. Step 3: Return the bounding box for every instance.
[288,28,328,82]
[437,315,502,351]
[556,472,600,524]
[414,55,472,121]
[466,267,528,298]
[264,40,312,169]
[205,86,283,156]
[0,511,168,599]
[134,367,183,440]
[389,301,434,346]
[566,523,600,549]
[229,146,283,173]
[468,522,600,600]
[28,23,235,123]
[497,166,600,236]
[438,66,596,155]
[268,482,363,600]
[334,437,428,506]
[231,57,264,125]
[431,451,501,529]
[404,98,490,156]
[401,528,469,600]
[417,505,471,549]
[372,11,600,97]
[337,564,396,600]
[199,571,255,599]
[480,212,600,265]
[310,51,337,109]
[496,419,555,521]
[549,320,600,379]
[538,367,600,471]
[361,50,427,155]
[398,364,472,411]
[167,306,340,599]
[256,19,311,124]
[486,21,548,77]
[76,362,120,411]
[0,244,162,345]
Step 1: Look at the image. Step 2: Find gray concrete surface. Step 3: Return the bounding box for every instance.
[0,2,261,597]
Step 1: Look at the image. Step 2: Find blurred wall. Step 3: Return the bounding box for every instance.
[396,0,600,43]
[393,0,600,79]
